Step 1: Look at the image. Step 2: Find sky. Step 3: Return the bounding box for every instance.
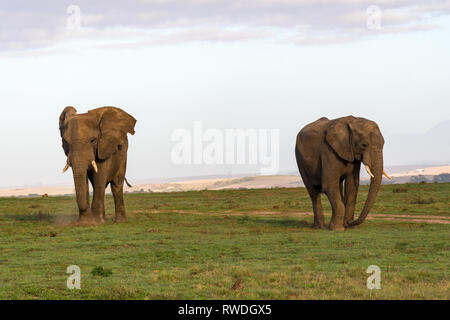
[0,0,449,187]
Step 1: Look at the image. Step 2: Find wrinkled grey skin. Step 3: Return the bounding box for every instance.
[295,116,386,230]
[59,106,136,224]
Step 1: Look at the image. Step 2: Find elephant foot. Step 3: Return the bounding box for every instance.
[115,215,128,223]
[312,223,324,229]
[78,213,104,226]
[329,223,345,231]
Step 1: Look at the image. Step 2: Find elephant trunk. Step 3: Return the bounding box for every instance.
[348,151,383,227]
[71,159,91,217]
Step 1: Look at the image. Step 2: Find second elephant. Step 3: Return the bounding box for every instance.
[295,116,391,230]
[59,106,137,224]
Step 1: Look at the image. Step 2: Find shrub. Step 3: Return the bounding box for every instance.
[91,266,113,277]
[411,195,435,205]
[393,187,408,193]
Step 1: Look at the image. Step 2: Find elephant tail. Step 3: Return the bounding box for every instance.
[125,178,133,188]
[295,140,302,169]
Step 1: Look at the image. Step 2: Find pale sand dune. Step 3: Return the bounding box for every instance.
[0,165,449,198]
[126,175,302,193]
[0,176,302,197]
[390,165,450,177]
[0,186,76,198]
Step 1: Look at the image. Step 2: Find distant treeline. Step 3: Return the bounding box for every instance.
[361,173,450,185]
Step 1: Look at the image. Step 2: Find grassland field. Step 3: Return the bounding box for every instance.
[0,182,448,299]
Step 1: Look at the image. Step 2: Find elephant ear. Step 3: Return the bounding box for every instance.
[97,108,136,160]
[59,106,77,156]
[325,119,354,162]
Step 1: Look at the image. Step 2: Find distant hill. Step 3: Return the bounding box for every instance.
[2,165,449,197]
[426,120,450,138]
[384,120,450,166]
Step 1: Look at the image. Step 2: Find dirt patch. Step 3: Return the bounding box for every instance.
[368,213,450,220]
[50,214,110,227]
[366,213,450,224]
[49,214,79,226]
[375,217,450,224]
[248,211,450,224]
[132,209,450,225]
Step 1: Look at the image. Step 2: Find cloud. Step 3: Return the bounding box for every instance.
[1,0,449,53]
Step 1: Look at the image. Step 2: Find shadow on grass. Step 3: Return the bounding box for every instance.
[246,217,313,229]
[4,212,53,222]
[3,212,78,225]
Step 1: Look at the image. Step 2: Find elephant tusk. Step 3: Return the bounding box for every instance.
[92,160,98,173]
[365,165,375,178]
[383,170,392,180]
[62,159,70,174]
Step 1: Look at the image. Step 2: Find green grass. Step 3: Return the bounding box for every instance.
[0,183,448,300]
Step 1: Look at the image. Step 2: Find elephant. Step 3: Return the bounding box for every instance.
[295,116,391,231]
[59,106,137,224]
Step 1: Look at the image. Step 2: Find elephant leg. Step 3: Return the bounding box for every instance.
[301,170,324,229]
[91,177,106,224]
[344,173,359,226]
[308,188,324,229]
[111,180,127,222]
[326,182,346,231]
